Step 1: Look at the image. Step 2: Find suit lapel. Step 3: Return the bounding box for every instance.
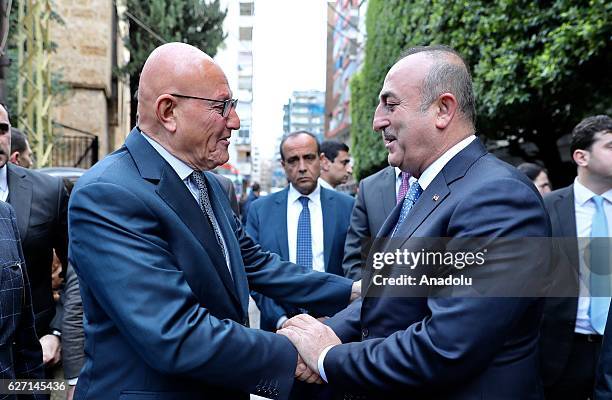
[381,166,397,217]
[393,177,450,240]
[203,172,249,316]
[552,186,579,267]
[321,188,335,270]
[6,165,32,241]
[274,189,290,259]
[126,129,241,309]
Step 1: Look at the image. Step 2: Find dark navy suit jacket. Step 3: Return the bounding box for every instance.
[324,138,551,399]
[0,201,45,399]
[68,128,353,400]
[245,186,354,331]
[538,185,583,388]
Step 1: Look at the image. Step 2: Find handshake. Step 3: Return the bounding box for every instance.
[276,280,361,384]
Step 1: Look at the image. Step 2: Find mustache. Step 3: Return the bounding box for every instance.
[382,130,396,141]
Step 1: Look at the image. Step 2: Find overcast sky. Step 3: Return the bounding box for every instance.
[251,0,328,159]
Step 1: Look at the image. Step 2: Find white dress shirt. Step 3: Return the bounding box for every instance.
[142,132,231,272]
[573,178,612,334]
[0,164,8,202]
[318,134,477,381]
[287,183,325,272]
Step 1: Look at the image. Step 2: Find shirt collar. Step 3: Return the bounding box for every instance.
[0,164,8,193]
[318,177,334,190]
[418,135,477,190]
[573,177,612,207]
[288,182,321,206]
[394,167,402,179]
[140,130,195,181]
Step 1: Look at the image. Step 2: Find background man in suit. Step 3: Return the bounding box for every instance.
[0,104,68,370]
[319,140,352,190]
[0,201,45,395]
[240,181,260,224]
[278,45,551,399]
[540,115,612,399]
[9,128,34,169]
[246,131,354,331]
[68,42,359,400]
[342,165,413,279]
[213,172,240,215]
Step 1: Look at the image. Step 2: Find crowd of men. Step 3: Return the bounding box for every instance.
[0,42,611,400]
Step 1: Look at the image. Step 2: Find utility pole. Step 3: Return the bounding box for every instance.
[0,0,10,105]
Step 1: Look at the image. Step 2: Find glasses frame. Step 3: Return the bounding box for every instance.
[170,93,238,118]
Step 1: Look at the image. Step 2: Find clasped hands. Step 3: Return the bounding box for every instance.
[278,314,341,384]
[276,280,360,383]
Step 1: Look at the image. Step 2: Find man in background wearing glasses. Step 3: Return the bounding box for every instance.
[68,42,360,400]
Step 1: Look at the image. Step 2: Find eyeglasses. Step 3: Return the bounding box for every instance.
[170,93,238,118]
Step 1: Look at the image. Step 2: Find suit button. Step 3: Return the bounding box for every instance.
[362,328,369,338]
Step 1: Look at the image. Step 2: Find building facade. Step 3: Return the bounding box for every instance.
[50,0,131,165]
[283,90,325,140]
[215,0,255,192]
[324,0,367,143]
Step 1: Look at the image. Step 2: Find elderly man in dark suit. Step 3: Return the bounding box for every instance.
[0,104,68,370]
[0,200,45,397]
[278,45,551,399]
[68,42,359,400]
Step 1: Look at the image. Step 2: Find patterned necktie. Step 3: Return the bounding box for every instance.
[296,196,312,269]
[397,172,411,204]
[191,171,229,264]
[391,181,423,238]
[589,195,610,334]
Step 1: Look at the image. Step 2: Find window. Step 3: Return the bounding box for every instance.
[238,76,252,91]
[239,27,253,41]
[240,2,254,16]
[239,128,250,139]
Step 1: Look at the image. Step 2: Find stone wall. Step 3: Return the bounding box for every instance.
[50,0,130,163]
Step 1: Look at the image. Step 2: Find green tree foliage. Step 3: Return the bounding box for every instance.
[351,0,612,183]
[121,0,227,125]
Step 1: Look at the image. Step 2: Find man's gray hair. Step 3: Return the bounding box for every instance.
[398,45,476,125]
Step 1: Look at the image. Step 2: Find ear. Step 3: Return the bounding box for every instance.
[572,149,589,167]
[280,159,286,169]
[9,151,20,165]
[320,154,330,171]
[155,95,178,133]
[434,93,458,130]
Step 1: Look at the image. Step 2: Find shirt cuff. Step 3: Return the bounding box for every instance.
[276,315,288,330]
[317,345,335,383]
[68,377,78,386]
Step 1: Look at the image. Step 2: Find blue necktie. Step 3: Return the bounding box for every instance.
[589,195,610,334]
[296,196,312,269]
[391,182,423,237]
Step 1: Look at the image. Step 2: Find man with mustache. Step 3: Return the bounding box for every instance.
[278,45,551,399]
[0,103,68,373]
[246,131,354,332]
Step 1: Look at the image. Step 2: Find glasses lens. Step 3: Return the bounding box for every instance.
[223,99,238,118]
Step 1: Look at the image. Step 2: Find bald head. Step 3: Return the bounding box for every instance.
[134,42,239,172]
[137,42,225,133]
